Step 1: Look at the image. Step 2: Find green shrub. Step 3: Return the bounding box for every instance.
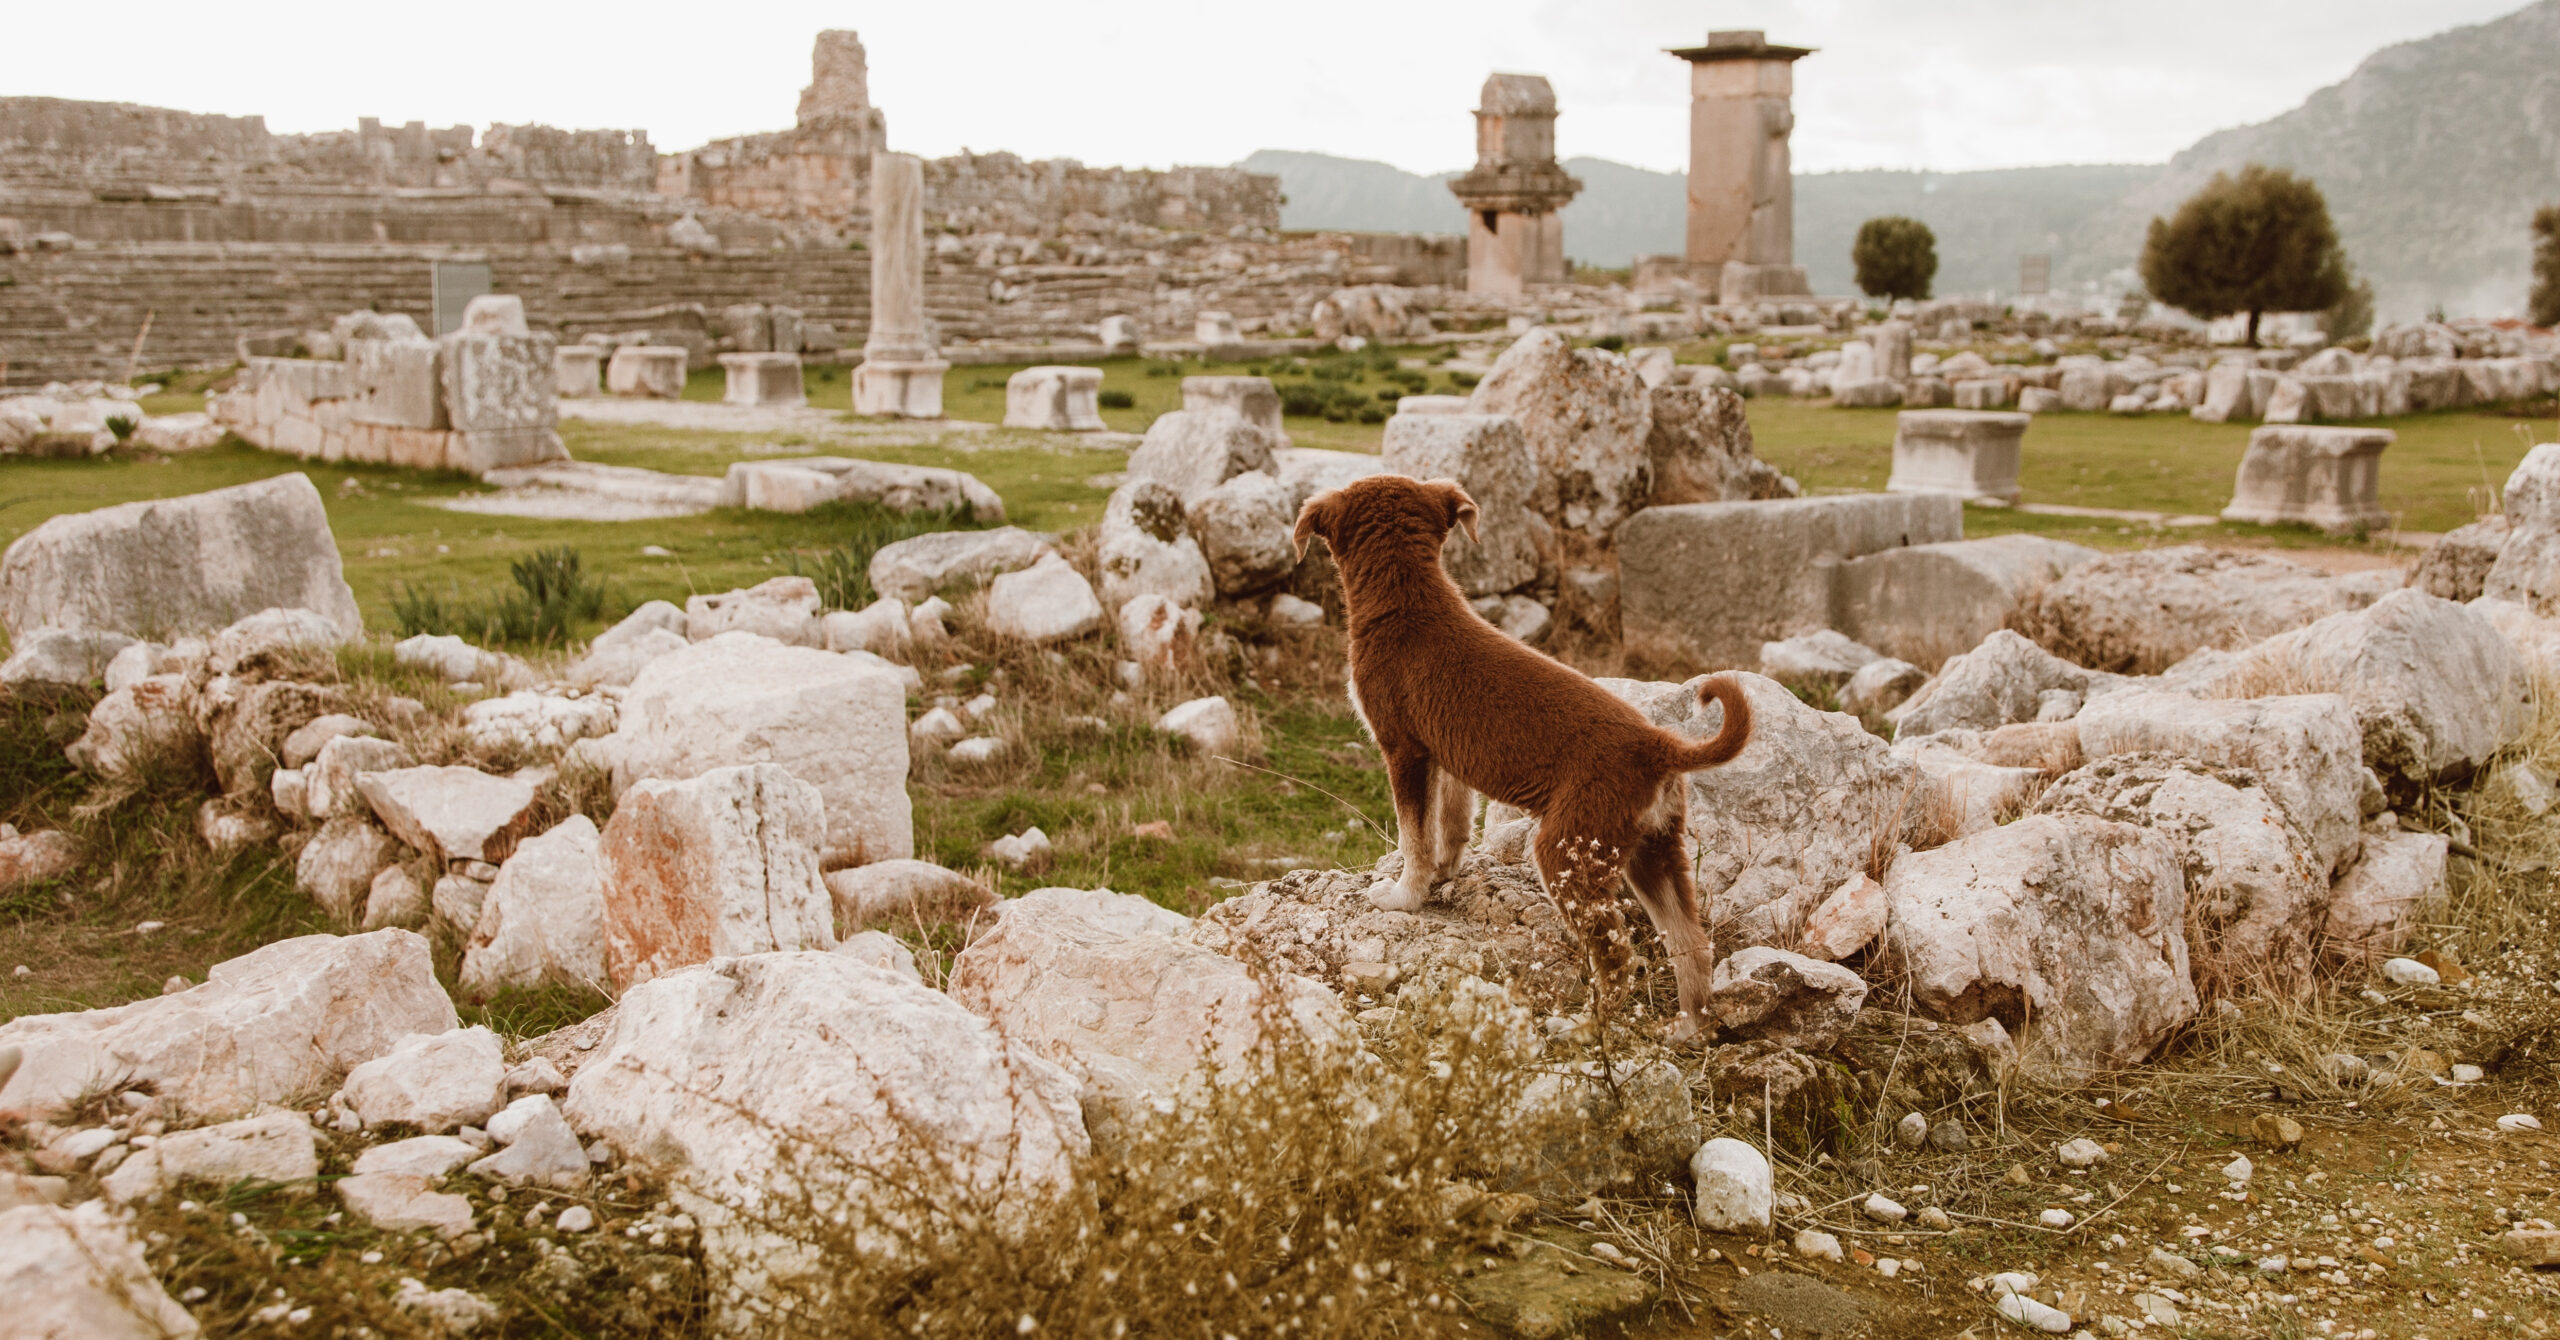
[1590,334,1625,351]
[1096,389,1134,410]
[391,546,611,649]
[1852,215,1939,301]
[1446,371,1480,390]
[778,501,983,611]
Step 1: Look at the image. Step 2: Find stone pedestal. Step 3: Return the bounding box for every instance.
[1448,74,1581,295]
[1003,366,1107,431]
[720,353,807,408]
[607,346,688,398]
[852,360,949,418]
[1887,409,2028,504]
[2222,426,2394,532]
[1671,31,1813,298]
[857,150,946,419]
[1180,376,1287,445]
[555,346,602,399]
[1193,311,1241,345]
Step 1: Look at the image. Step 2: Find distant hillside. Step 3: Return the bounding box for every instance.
[1244,0,2560,319]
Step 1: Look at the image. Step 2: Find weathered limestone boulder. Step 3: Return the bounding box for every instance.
[1839,656,1927,718]
[2483,442,2560,616]
[1605,674,1920,950]
[1186,470,1298,598]
[2231,589,2528,785]
[2471,596,2560,677]
[100,1109,318,1204]
[825,858,998,933]
[1002,365,1107,431]
[1886,409,2029,503]
[296,815,404,919]
[352,1134,481,1179]
[1190,852,1593,1013]
[1273,445,1392,510]
[1118,593,1201,675]
[0,930,454,1120]
[686,575,822,646]
[1157,695,1241,754]
[338,1026,508,1133]
[867,526,1058,603]
[2190,356,2253,423]
[1798,874,1886,962]
[1180,375,1287,442]
[1503,1056,1701,1199]
[0,474,360,642]
[359,766,542,865]
[1125,410,1279,504]
[132,412,224,452]
[1097,479,1214,611]
[560,953,1089,1306]
[2322,828,2448,967]
[304,734,414,819]
[462,689,618,755]
[2035,755,2325,1000]
[599,632,912,865]
[1709,947,1868,1050]
[598,764,835,991]
[718,457,1005,521]
[362,864,429,932]
[1691,1138,1773,1233]
[1641,384,1795,506]
[1758,630,1880,686]
[1619,493,1963,669]
[0,628,135,690]
[337,1172,475,1239]
[467,1093,589,1187]
[2413,516,2509,602]
[0,828,81,892]
[568,600,689,687]
[67,674,200,784]
[950,888,1354,1145]
[1882,815,2196,1082]
[1889,630,2114,739]
[1834,535,2099,667]
[555,344,602,398]
[0,1202,202,1338]
[207,607,349,680]
[822,597,912,659]
[1467,329,1652,536]
[1895,740,2048,837]
[2016,546,2382,673]
[1381,411,1541,596]
[986,553,1106,643]
[460,816,607,999]
[2222,425,2393,532]
[393,633,516,686]
[2074,691,2366,875]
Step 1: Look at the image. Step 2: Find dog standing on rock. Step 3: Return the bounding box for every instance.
[1294,474,1752,1040]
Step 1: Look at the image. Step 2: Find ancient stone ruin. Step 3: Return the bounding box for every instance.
[1446,75,1581,296]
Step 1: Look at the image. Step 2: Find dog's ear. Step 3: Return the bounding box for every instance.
[1432,480,1481,547]
[1292,493,1333,562]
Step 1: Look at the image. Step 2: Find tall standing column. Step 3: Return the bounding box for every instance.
[853,150,948,417]
[1668,30,1812,304]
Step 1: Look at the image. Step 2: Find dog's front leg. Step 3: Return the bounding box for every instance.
[1366,752,1439,912]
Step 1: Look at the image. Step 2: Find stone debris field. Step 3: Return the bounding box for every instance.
[4,20,2560,1340]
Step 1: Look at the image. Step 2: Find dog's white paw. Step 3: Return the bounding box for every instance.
[1364,879,1426,912]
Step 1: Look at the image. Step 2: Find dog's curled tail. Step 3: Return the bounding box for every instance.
[1670,674,1753,772]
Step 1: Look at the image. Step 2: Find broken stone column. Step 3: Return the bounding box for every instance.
[1670,30,1814,302]
[1871,321,1913,382]
[1446,74,1582,296]
[1002,366,1107,431]
[719,353,807,408]
[554,346,601,399]
[852,151,948,418]
[1886,409,2028,504]
[1380,411,1541,596]
[2220,425,2394,532]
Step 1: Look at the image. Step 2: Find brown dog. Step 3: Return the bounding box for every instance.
[1294,474,1751,1040]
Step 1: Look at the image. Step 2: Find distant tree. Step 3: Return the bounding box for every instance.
[2531,206,2560,328]
[1852,216,1937,302]
[2139,164,2348,346]
[2323,270,2375,344]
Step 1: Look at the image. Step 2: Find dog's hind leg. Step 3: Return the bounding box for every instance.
[1366,750,1440,912]
[1626,825,1716,1043]
[1532,821,1636,1022]
[1430,768,1475,872]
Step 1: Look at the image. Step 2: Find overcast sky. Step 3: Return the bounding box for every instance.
[11,1,2532,175]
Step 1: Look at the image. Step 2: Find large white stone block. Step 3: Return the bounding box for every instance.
[2222,425,2393,532]
[719,352,806,408]
[1380,411,1540,596]
[598,764,836,990]
[1887,409,2028,504]
[605,345,687,398]
[1003,365,1107,431]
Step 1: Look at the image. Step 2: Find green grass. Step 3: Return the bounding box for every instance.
[1745,398,2551,541]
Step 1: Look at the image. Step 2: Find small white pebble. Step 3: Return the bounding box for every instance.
[2380,957,2438,987]
[2041,1209,2075,1229]
[2449,1063,2485,1083]
[2497,1114,2544,1132]
[556,1206,596,1233]
[360,1250,383,1264]
[2223,1155,2254,1184]
[134,921,165,935]
[11,965,27,977]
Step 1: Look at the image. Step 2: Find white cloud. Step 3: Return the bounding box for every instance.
[3,0,2531,175]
